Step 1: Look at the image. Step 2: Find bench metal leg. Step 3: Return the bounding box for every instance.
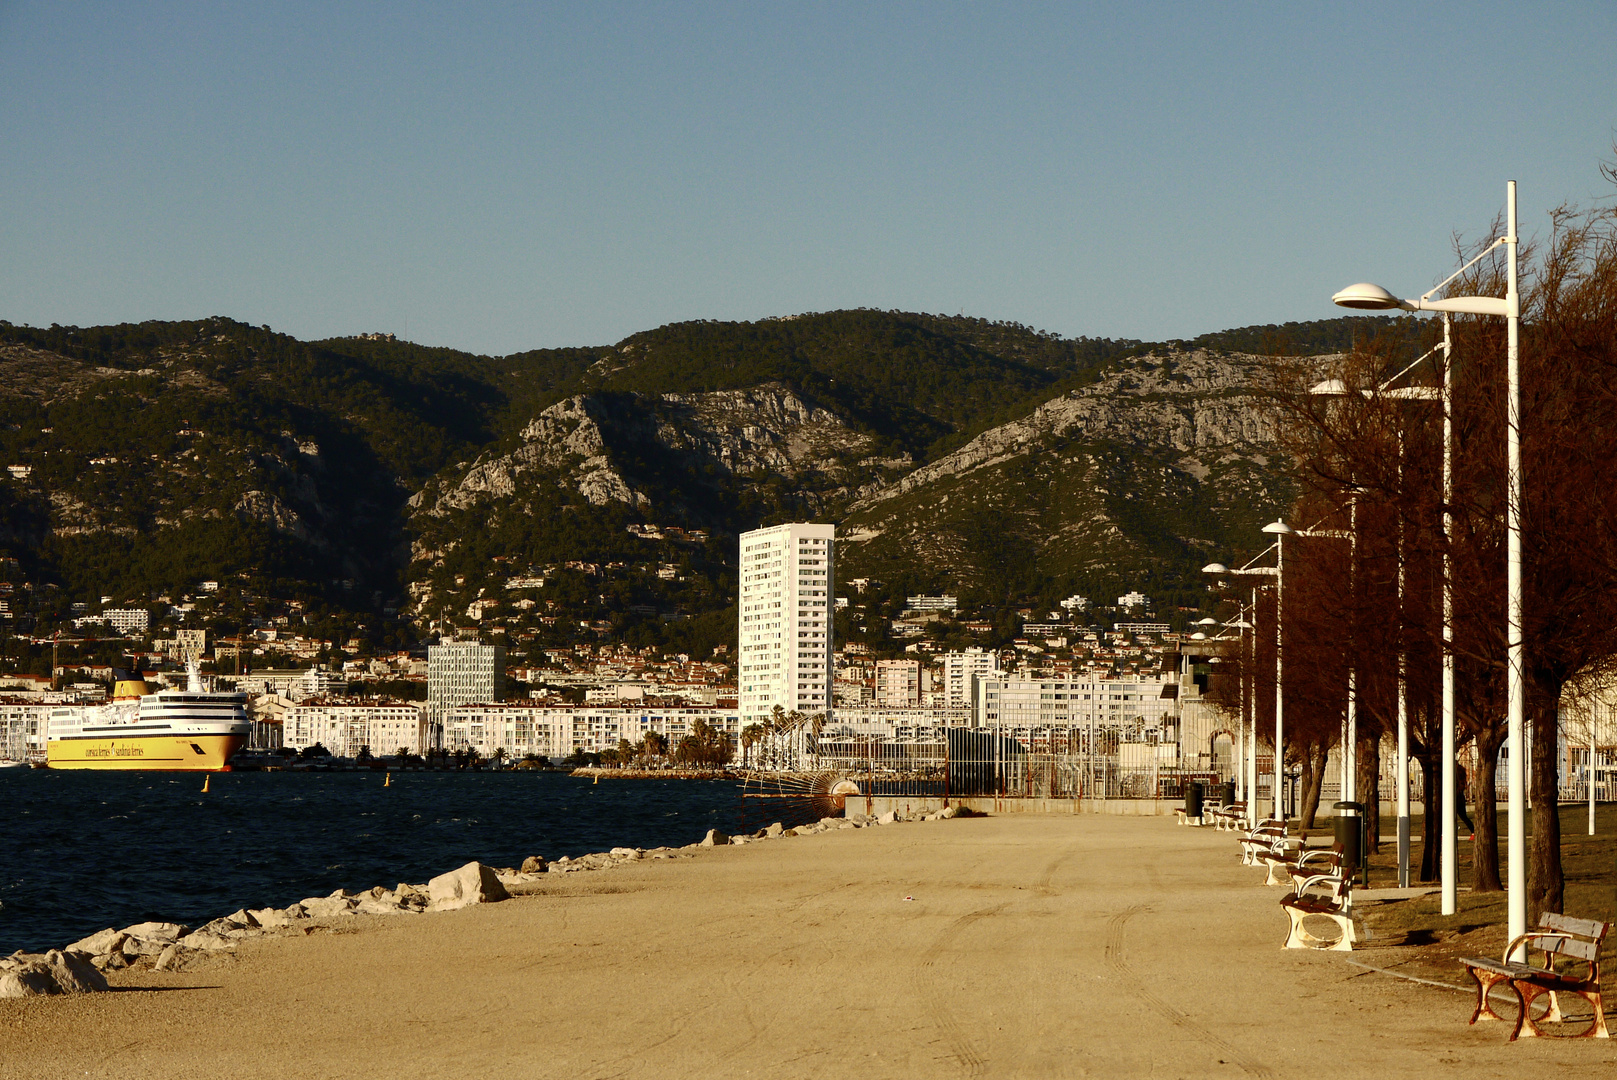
[1466,967,1512,1025]
[1282,907,1353,951]
[1510,982,1609,1040]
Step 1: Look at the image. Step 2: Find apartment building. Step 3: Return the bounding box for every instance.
[427,639,505,740]
[875,659,921,707]
[737,523,833,729]
[442,703,740,759]
[281,699,428,758]
[941,648,999,708]
[0,699,48,761]
[973,674,1173,736]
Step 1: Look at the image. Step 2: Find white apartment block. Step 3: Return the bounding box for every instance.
[281,699,428,758]
[942,648,999,707]
[875,659,921,707]
[823,704,973,738]
[973,674,1173,736]
[443,703,740,759]
[738,523,834,728]
[0,699,49,761]
[95,608,150,635]
[427,640,505,731]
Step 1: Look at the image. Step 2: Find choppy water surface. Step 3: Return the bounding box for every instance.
[0,770,763,955]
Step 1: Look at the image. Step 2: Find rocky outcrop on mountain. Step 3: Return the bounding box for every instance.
[409,383,910,522]
[837,349,1301,585]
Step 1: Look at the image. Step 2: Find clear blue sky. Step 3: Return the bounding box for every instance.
[3,2,1614,355]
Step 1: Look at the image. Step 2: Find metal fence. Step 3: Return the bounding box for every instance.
[807,727,1231,801]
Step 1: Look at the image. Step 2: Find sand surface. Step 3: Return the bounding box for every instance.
[2,814,1606,1079]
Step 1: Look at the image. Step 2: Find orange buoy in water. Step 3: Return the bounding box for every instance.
[201,774,210,793]
[384,772,391,787]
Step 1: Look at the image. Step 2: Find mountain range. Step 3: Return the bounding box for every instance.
[0,310,1402,656]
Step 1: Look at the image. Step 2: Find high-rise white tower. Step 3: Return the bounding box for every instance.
[738,522,834,730]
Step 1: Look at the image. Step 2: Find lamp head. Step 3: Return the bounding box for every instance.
[1261,520,1292,535]
[1332,283,1414,311]
[1201,562,1228,575]
[1196,617,1217,625]
[1310,378,1350,396]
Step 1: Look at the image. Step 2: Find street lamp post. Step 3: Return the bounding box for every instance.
[1203,520,1290,823]
[1263,521,1292,823]
[1312,341,1445,890]
[1331,180,1521,934]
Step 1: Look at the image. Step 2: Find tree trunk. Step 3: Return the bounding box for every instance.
[1418,751,1440,881]
[1472,726,1505,891]
[1357,735,1382,855]
[1528,691,1564,919]
[1299,741,1328,831]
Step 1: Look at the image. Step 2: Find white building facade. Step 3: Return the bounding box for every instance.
[443,703,740,759]
[738,523,834,730]
[427,640,505,740]
[0,699,49,761]
[282,699,428,758]
[973,674,1173,737]
[941,648,999,708]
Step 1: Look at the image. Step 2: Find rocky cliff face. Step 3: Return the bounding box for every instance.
[410,382,912,524]
[835,349,1301,587]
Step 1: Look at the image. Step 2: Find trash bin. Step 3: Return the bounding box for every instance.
[1333,800,1365,878]
[1221,780,1237,807]
[1185,781,1204,819]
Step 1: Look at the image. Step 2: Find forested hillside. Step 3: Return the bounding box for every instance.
[0,310,1406,659]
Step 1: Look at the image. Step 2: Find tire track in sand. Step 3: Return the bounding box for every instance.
[913,903,1008,1077]
[1103,905,1275,1078]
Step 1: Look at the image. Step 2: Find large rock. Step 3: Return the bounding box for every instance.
[520,855,547,874]
[66,928,125,957]
[764,822,785,838]
[0,949,110,997]
[299,895,356,919]
[427,861,510,912]
[121,921,186,943]
[177,929,236,952]
[699,829,729,847]
[248,907,292,928]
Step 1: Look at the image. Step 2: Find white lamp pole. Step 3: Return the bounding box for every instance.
[1331,180,1522,938]
[1440,313,1458,914]
[1262,520,1292,822]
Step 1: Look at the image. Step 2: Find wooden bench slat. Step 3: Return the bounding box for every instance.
[1542,912,1608,940]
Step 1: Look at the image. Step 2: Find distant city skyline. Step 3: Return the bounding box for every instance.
[3,2,1615,355]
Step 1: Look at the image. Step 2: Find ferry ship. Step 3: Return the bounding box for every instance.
[46,661,251,771]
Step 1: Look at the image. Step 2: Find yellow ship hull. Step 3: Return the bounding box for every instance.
[47,733,246,771]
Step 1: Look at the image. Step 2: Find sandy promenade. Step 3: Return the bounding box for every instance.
[1,814,1607,1079]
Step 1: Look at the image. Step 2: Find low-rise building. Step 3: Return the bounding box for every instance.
[281,698,428,758]
[442,703,740,759]
[0,699,49,761]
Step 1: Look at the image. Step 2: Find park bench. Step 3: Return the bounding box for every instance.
[1460,913,1609,1040]
[1279,872,1357,951]
[1205,802,1247,831]
[1239,821,1289,866]
[1283,848,1343,890]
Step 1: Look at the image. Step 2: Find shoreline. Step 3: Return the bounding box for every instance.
[2,806,924,996]
[6,813,1594,1079]
[569,766,740,780]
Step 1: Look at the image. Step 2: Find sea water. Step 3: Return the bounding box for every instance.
[0,769,767,955]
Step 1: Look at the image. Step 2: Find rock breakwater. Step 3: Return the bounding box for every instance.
[1,805,960,997]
